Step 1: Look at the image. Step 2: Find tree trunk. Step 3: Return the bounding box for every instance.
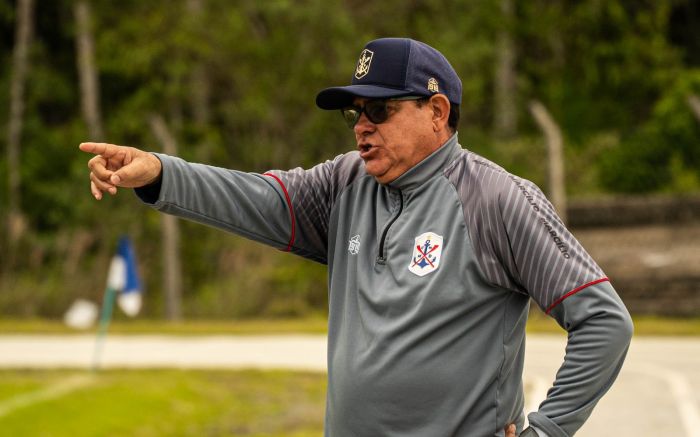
[149,115,183,321]
[688,94,700,123]
[190,66,210,129]
[493,0,517,139]
[74,0,104,141]
[529,100,567,224]
[5,0,34,260]
[187,0,212,162]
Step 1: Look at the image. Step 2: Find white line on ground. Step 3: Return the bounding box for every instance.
[0,374,95,418]
[633,364,700,437]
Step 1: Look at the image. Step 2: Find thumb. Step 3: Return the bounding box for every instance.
[108,157,139,186]
[109,151,161,187]
[110,163,139,187]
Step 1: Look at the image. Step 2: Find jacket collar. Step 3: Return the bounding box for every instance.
[387,133,461,191]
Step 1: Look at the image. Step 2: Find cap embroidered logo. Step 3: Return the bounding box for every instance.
[428,77,439,93]
[355,49,373,79]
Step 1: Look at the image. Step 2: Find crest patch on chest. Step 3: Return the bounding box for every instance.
[408,232,443,276]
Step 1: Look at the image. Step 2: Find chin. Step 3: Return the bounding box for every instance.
[364,165,383,179]
[372,174,394,185]
[363,161,396,183]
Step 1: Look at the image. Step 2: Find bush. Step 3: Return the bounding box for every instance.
[598,70,700,193]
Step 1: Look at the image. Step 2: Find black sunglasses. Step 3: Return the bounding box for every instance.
[341,96,425,128]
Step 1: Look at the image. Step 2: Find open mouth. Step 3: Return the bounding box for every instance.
[358,143,372,153]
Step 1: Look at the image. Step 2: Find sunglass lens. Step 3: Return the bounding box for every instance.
[341,108,361,128]
[340,100,392,128]
[365,101,389,124]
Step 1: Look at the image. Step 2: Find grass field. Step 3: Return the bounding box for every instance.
[0,369,326,437]
[0,317,329,336]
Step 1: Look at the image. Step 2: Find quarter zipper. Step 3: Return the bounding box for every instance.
[377,190,403,264]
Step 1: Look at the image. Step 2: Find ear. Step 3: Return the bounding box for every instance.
[430,94,451,133]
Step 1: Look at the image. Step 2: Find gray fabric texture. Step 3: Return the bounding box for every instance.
[135,134,632,436]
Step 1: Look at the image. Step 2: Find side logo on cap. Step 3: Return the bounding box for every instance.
[428,78,439,93]
[355,49,374,79]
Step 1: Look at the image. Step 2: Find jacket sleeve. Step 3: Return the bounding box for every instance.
[134,153,295,252]
[496,177,633,437]
[490,178,634,437]
[527,281,633,436]
[457,161,633,436]
[135,152,365,264]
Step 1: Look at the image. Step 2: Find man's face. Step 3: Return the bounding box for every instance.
[353,97,439,184]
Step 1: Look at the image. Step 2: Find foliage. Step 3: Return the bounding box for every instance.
[0,0,698,317]
[599,69,700,192]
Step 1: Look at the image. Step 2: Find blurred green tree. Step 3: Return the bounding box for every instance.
[0,0,697,318]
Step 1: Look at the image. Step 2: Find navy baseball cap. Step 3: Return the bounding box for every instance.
[316,38,462,110]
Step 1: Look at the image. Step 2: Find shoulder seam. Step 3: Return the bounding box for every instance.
[263,173,296,251]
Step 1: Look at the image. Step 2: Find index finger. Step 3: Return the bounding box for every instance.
[79,142,123,157]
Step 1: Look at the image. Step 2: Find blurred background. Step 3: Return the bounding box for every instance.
[0,0,698,322]
[0,1,699,436]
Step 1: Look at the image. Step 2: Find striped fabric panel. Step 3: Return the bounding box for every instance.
[265,152,367,263]
[446,151,605,311]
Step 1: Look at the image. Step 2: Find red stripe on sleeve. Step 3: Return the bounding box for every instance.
[545,277,610,315]
[263,173,296,252]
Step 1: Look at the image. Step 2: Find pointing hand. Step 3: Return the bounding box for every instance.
[79,142,162,200]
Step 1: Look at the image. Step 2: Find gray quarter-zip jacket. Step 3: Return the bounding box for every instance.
[136,134,633,437]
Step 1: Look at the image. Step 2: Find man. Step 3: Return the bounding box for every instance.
[81,38,633,437]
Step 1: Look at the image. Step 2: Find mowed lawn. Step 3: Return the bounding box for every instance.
[0,369,326,437]
[2,315,700,336]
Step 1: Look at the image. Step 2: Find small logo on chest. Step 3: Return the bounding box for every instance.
[408,232,443,276]
[348,234,361,255]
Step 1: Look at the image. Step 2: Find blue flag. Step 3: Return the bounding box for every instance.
[106,236,143,317]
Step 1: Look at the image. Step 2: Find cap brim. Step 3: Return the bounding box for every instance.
[315,85,415,110]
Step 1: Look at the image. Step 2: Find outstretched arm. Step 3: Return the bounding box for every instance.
[79,142,162,199]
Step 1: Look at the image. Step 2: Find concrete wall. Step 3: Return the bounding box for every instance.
[568,195,700,228]
[567,195,700,316]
